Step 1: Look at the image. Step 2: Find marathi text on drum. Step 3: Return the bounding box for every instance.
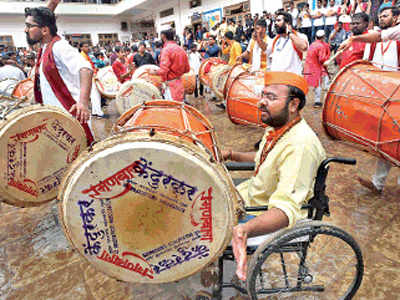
[10,122,47,142]
[191,187,214,242]
[97,250,155,279]
[78,199,105,256]
[151,245,210,275]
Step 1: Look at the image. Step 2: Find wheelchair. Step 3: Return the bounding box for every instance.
[212,157,364,300]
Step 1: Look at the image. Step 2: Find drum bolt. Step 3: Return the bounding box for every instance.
[209,157,215,163]
[303,274,313,284]
[149,128,156,137]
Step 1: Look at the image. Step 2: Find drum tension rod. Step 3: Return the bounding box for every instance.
[149,128,156,137]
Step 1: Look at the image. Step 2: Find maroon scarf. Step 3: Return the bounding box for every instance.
[34,35,94,145]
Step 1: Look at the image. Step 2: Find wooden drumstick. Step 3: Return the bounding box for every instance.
[323,48,345,68]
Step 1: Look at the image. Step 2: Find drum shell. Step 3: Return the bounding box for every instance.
[12,78,34,103]
[58,131,241,283]
[113,100,219,160]
[323,60,400,166]
[226,71,267,127]
[182,69,196,95]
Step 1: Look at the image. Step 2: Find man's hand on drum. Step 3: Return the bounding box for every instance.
[70,102,90,124]
[338,37,353,52]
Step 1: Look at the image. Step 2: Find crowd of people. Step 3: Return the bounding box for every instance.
[0,0,399,289]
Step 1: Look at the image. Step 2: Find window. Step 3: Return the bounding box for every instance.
[98,33,119,46]
[64,34,92,46]
[190,0,201,8]
[160,8,174,18]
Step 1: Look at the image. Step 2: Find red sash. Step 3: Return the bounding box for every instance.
[34,36,94,146]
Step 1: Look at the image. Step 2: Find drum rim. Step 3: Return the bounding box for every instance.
[58,131,239,283]
[0,104,86,207]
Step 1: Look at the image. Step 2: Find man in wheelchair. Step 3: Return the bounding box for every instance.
[222,71,326,283]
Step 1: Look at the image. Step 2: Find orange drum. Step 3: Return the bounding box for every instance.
[59,100,242,284]
[114,100,219,159]
[226,68,266,127]
[182,69,196,95]
[12,78,34,103]
[223,64,251,98]
[210,65,232,100]
[323,60,400,166]
[132,64,163,91]
[198,58,226,87]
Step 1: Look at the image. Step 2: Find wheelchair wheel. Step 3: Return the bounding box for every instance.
[246,221,363,300]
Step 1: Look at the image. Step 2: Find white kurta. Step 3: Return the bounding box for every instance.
[39,39,92,111]
[267,33,308,75]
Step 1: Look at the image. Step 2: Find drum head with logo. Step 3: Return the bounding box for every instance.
[0,104,87,206]
[115,79,161,115]
[59,132,238,283]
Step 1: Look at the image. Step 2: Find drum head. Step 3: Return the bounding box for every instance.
[115,79,161,115]
[59,132,238,283]
[95,66,121,99]
[132,65,162,91]
[0,104,87,207]
[210,65,231,100]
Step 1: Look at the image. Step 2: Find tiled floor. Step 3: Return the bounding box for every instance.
[0,89,399,299]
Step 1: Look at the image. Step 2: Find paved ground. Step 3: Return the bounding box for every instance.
[0,86,399,299]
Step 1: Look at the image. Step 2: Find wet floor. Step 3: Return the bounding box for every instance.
[0,88,399,300]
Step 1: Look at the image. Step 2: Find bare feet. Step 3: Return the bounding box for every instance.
[232,224,248,281]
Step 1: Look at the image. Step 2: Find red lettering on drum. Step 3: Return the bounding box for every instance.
[10,123,47,143]
[82,161,142,199]
[8,179,38,197]
[199,187,213,242]
[67,144,81,164]
[97,250,154,279]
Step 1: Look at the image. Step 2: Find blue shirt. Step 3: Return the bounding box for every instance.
[205,44,220,58]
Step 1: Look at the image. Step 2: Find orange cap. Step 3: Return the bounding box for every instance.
[264,71,309,95]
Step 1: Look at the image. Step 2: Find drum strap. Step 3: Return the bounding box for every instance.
[33,35,94,146]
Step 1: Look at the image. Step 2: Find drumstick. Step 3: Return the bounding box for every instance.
[323,48,345,68]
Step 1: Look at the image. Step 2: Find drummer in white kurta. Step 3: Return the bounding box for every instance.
[25,6,94,145]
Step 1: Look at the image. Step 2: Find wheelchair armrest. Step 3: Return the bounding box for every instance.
[245,206,268,212]
[224,161,255,171]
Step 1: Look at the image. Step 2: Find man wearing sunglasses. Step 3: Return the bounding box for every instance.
[222,72,326,282]
[25,6,94,145]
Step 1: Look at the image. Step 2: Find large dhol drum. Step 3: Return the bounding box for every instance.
[59,100,241,284]
[226,66,266,127]
[12,78,34,103]
[0,78,19,99]
[0,104,87,207]
[198,58,226,87]
[95,66,121,99]
[115,79,161,115]
[210,64,231,100]
[182,69,196,95]
[132,64,163,91]
[323,60,400,166]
